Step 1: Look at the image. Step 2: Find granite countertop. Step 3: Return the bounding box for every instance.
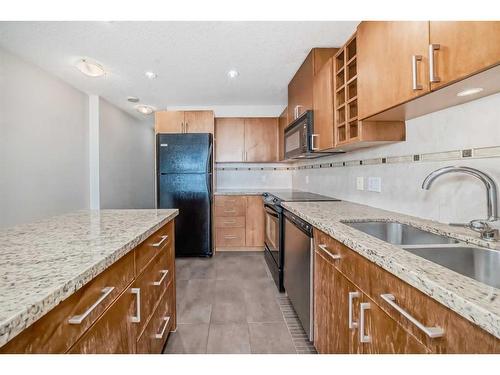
[215,189,272,196]
[0,209,178,347]
[282,200,500,339]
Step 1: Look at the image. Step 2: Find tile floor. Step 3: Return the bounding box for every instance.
[163,251,315,354]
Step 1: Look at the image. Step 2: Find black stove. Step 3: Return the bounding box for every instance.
[262,190,340,291]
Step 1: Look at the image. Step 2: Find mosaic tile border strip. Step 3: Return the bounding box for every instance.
[277,296,317,354]
[215,145,500,171]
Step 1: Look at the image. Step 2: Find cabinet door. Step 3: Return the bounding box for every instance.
[288,51,314,122]
[278,108,287,160]
[312,57,334,150]
[215,118,245,162]
[360,294,428,354]
[244,118,278,162]
[245,196,265,247]
[429,21,500,90]
[155,111,184,133]
[68,289,137,354]
[357,21,430,120]
[184,110,214,133]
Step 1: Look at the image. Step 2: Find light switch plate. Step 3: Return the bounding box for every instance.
[356,177,364,191]
[367,177,382,193]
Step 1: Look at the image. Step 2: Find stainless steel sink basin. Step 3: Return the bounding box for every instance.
[403,246,500,289]
[343,221,459,245]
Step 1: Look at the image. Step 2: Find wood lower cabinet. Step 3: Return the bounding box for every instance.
[1,220,176,354]
[429,21,500,90]
[155,110,214,134]
[313,228,500,354]
[215,195,265,250]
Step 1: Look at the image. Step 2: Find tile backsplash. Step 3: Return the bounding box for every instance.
[216,92,500,224]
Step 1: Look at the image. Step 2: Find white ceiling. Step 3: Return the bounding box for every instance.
[0,21,359,117]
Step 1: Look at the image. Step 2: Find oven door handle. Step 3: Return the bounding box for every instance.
[264,206,279,218]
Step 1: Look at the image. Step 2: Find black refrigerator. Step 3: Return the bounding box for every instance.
[156,133,213,257]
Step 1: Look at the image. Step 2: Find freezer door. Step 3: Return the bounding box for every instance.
[157,133,212,174]
[158,173,212,257]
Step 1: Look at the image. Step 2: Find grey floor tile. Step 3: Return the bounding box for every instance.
[211,300,247,323]
[249,322,296,354]
[207,323,251,354]
[244,294,285,323]
[215,255,242,280]
[214,279,245,303]
[163,323,209,354]
[177,279,215,323]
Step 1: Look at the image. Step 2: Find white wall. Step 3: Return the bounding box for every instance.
[99,98,155,209]
[0,47,89,228]
[292,93,500,224]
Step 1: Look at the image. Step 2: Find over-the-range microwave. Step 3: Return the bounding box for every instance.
[284,110,344,159]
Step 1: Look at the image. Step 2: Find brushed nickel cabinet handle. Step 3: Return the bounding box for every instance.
[429,44,441,83]
[359,302,371,343]
[155,316,171,339]
[131,288,141,323]
[185,122,189,133]
[318,244,341,260]
[224,235,237,239]
[412,55,423,90]
[311,134,319,151]
[224,219,236,224]
[380,293,444,338]
[68,287,115,324]
[348,291,360,329]
[224,209,237,213]
[153,270,169,286]
[151,235,169,248]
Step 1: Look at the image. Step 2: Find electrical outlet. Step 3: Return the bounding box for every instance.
[356,177,364,191]
[367,177,382,193]
[305,175,309,184]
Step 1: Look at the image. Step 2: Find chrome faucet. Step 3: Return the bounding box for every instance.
[421,166,499,241]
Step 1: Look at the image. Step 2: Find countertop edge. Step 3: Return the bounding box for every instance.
[0,210,179,348]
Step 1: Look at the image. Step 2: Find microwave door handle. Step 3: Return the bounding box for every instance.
[311,134,319,151]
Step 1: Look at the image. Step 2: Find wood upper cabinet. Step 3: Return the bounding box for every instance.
[312,57,335,150]
[155,110,214,134]
[288,48,337,124]
[244,118,278,162]
[278,107,288,161]
[429,21,500,89]
[215,118,245,162]
[357,21,430,120]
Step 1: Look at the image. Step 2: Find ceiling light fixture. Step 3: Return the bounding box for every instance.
[76,59,105,77]
[227,69,239,79]
[127,96,140,103]
[456,87,484,97]
[136,105,155,115]
[145,71,158,80]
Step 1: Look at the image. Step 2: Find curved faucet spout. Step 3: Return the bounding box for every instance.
[421,166,498,221]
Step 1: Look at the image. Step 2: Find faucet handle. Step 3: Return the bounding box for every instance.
[468,219,499,241]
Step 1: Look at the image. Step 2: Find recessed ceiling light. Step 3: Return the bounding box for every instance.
[135,105,155,115]
[457,87,484,97]
[76,59,105,77]
[145,71,158,80]
[127,96,140,103]
[227,69,239,79]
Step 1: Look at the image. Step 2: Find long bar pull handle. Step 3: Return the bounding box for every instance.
[359,302,371,343]
[155,316,171,339]
[224,235,237,239]
[131,288,141,323]
[185,122,189,133]
[311,134,319,151]
[294,105,304,120]
[68,287,115,324]
[153,270,169,286]
[151,235,169,248]
[411,55,423,90]
[380,293,444,338]
[224,219,237,224]
[348,291,360,329]
[318,244,341,260]
[429,44,441,83]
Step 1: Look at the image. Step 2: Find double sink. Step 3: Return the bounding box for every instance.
[343,221,500,289]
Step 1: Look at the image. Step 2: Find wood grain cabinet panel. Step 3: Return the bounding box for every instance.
[184,110,215,133]
[135,221,173,276]
[155,111,214,134]
[68,288,137,354]
[357,21,430,120]
[312,57,335,150]
[215,216,245,228]
[278,108,288,160]
[214,196,247,217]
[215,227,246,247]
[244,118,278,162]
[215,118,245,162]
[429,21,500,90]
[155,111,184,133]
[245,196,265,247]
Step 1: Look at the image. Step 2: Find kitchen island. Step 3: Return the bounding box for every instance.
[0,209,178,353]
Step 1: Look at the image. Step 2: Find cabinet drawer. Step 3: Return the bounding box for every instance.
[214,196,246,217]
[216,228,246,247]
[215,216,245,228]
[0,251,135,354]
[135,221,174,276]
[133,244,173,337]
[137,280,175,354]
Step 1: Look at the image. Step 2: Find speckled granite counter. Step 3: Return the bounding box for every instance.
[0,209,178,347]
[281,200,500,339]
[214,189,268,195]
